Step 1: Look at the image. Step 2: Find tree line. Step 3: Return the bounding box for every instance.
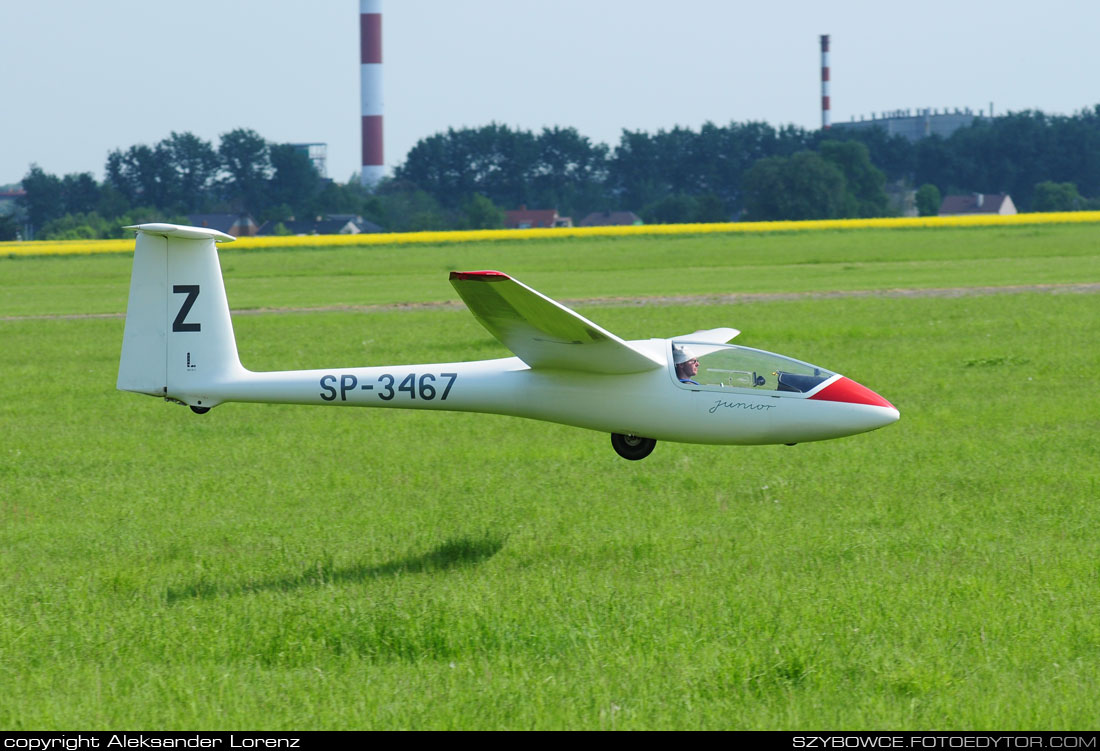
[12,129,334,240]
[396,107,1100,222]
[6,127,511,240]
[8,105,1100,240]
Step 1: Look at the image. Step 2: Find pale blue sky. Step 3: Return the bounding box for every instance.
[2,0,1096,185]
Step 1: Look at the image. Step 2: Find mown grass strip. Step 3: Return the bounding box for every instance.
[5,210,1100,257]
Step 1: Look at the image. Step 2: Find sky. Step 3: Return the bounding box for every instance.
[2,0,1098,186]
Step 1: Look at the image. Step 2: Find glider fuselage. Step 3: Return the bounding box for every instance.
[181,350,895,447]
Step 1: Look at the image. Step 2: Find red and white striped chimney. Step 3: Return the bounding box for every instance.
[820,34,830,130]
[360,0,384,186]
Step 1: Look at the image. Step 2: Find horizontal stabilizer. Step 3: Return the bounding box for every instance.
[450,271,662,374]
[122,223,236,243]
[674,327,740,344]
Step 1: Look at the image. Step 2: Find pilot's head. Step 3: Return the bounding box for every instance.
[673,347,699,378]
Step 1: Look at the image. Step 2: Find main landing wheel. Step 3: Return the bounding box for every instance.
[190,405,210,415]
[611,433,657,461]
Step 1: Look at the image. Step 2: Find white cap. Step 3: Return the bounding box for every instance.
[673,346,696,364]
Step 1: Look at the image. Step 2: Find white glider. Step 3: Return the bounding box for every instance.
[117,224,898,460]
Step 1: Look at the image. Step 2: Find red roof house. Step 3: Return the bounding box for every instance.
[504,206,573,229]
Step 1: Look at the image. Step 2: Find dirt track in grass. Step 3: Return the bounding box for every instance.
[5,282,1100,322]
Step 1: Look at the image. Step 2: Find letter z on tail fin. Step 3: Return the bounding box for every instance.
[118,224,244,407]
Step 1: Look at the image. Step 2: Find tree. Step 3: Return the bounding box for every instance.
[609,129,668,209]
[640,193,728,224]
[61,173,100,215]
[811,125,915,183]
[95,184,131,220]
[915,184,941,216]
[396,123,544,210]
[310,179,372,218]
[268,144,321,218]
[742,152,848,221]
[1031,181,1084,212]
[218,128,271,213]
[396,129,479,205]
[0,212,19,241]
[818,140,888,217]
[640,194,699,224]
[531,126,609,217]
[460,193,504,229]
[608,121,814,214]
[694,193,728,222]
[161,132,220,210]
[371,181,453,231]
[19,165,64,233]
[105,144,174,208]
[38,212,112,240]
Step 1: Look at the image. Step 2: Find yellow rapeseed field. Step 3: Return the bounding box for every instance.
[4,210,1100,257]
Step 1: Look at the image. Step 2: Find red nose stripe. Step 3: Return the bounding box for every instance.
[449,270,510,282]
[809,377,895,408]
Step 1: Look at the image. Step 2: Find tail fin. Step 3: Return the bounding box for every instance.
[117,224,244,408]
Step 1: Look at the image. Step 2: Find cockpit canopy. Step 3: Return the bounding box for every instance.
[672,341,835,394]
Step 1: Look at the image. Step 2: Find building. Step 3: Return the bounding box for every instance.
[289,143,328,178]
[256,215,383,236]
[326,214,383,233]
[187,214,260,237]
[578,211,643,227]
[0,188,25,216]
[504,206,572,229]
[938,193,1017,216]
[833,108,991,143]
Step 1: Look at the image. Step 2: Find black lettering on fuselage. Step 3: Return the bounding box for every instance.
[340,374,358,401]
[319,374,337,401]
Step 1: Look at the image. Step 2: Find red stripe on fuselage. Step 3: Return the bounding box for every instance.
[809,377,894,408]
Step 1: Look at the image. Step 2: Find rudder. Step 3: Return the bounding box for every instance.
[117,223,244,408]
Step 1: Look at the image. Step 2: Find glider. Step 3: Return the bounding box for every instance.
[117,224,898,460]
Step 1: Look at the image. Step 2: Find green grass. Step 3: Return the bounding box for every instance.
[3,223,1100,317]
[2,225,1099,729]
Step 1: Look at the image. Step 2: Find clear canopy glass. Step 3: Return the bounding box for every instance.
[672,342,834,394]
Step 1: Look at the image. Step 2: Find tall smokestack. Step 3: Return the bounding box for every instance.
[360,0,384,186]
[820,34,830,130]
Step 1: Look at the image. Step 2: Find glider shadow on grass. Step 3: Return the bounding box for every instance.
[165,534,506,604]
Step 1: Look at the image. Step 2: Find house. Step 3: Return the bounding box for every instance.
[0,188,25,216]
[504,205,572,229]
[578,211,643,227]
[938,193,1017,216]
[187,213,260,237]
[327,214,384,234]
[256,215,383,236]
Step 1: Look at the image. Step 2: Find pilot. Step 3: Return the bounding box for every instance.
[673,347,700,385]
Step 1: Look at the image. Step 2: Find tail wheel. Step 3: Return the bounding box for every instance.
[611,433,656,461]
[190,406,210,415]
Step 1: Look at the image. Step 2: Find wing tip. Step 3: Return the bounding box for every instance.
[450,270,510,282]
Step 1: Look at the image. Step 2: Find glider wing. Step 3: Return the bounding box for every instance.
[449,271,662,374]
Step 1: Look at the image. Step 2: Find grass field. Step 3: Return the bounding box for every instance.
[2,224,1099,729]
